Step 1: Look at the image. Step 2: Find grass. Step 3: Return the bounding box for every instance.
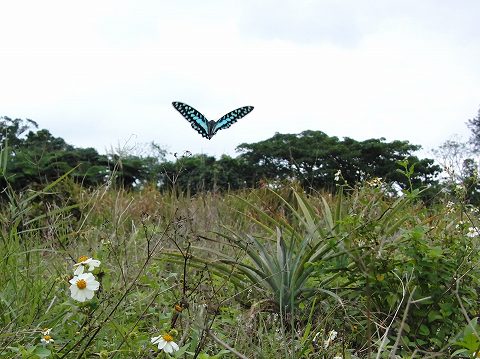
[1,176,480,358]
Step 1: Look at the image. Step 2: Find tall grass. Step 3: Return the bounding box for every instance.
[1,173,479,358]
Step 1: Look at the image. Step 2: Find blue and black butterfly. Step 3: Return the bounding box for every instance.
[172,101,254,139]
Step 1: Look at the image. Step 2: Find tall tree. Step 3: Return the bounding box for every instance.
[0,116,38,148]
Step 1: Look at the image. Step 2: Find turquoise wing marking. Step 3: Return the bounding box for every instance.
[212,106,254,135]
[172,102,210,139]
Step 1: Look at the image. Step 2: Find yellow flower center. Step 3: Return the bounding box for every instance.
[162,333,174,342]
[43,335,52,341]
[78,255,89,263]
[76,279,87,289]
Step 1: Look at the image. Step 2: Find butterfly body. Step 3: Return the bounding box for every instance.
[172,101,254,139]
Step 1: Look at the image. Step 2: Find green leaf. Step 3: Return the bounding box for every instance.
[451,348,469,356]
[419,324,430,336]
[33,347,51,358]
[427,246,443,258]
[427,311,443,323]
[415,338,427,346]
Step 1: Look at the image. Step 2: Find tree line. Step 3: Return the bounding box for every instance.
[1,114,473,198]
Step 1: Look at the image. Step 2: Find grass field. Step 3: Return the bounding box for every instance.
[1,174,480,358]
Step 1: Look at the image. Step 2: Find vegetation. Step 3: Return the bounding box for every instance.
[236,131,439,191]
[1,169,480,358]
[1,109,480,358]
[1,116,441,196]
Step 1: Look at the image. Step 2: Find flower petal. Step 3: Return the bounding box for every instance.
[157,338,167,350]
[73,265,84,275]
[81,272,94,281]
[84,289,95,300]
[87,259,101,271]
[86,279,100,291]
[163,343,173,353]
[78,291,88,302]
[170,341,179,351]
[151,336,161,344]
[74,288,88,302]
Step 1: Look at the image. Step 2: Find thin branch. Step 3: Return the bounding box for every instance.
[207,329,249,359]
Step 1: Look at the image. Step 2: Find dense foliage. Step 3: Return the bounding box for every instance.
[1,116,441,196]
[1,174,479,358]
[236,131,440,190]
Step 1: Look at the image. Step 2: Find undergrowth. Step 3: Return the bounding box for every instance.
[1,174,480,358]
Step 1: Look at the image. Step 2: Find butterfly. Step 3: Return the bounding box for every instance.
[172,101,254,139]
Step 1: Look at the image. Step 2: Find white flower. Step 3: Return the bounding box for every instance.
[324,329,338,349]
[328,330,338,341]
[69,272,100,302]
[446,201,455,214]
[73,256,101,275]
[334,170,342,182]
[333,356,343,359]
[151,333,179,353]
[467,227,478,238]
[40,334,54,344]
[312,331,321,343]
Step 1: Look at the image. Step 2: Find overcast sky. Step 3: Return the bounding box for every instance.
[1,1,479,159]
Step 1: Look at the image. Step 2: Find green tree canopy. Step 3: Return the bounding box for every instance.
[237,130,440,191]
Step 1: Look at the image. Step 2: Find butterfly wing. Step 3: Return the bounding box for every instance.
[172,102,211,139]
[212,106,254,136]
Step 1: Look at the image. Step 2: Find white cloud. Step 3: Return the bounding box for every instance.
[0,0,478,159]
